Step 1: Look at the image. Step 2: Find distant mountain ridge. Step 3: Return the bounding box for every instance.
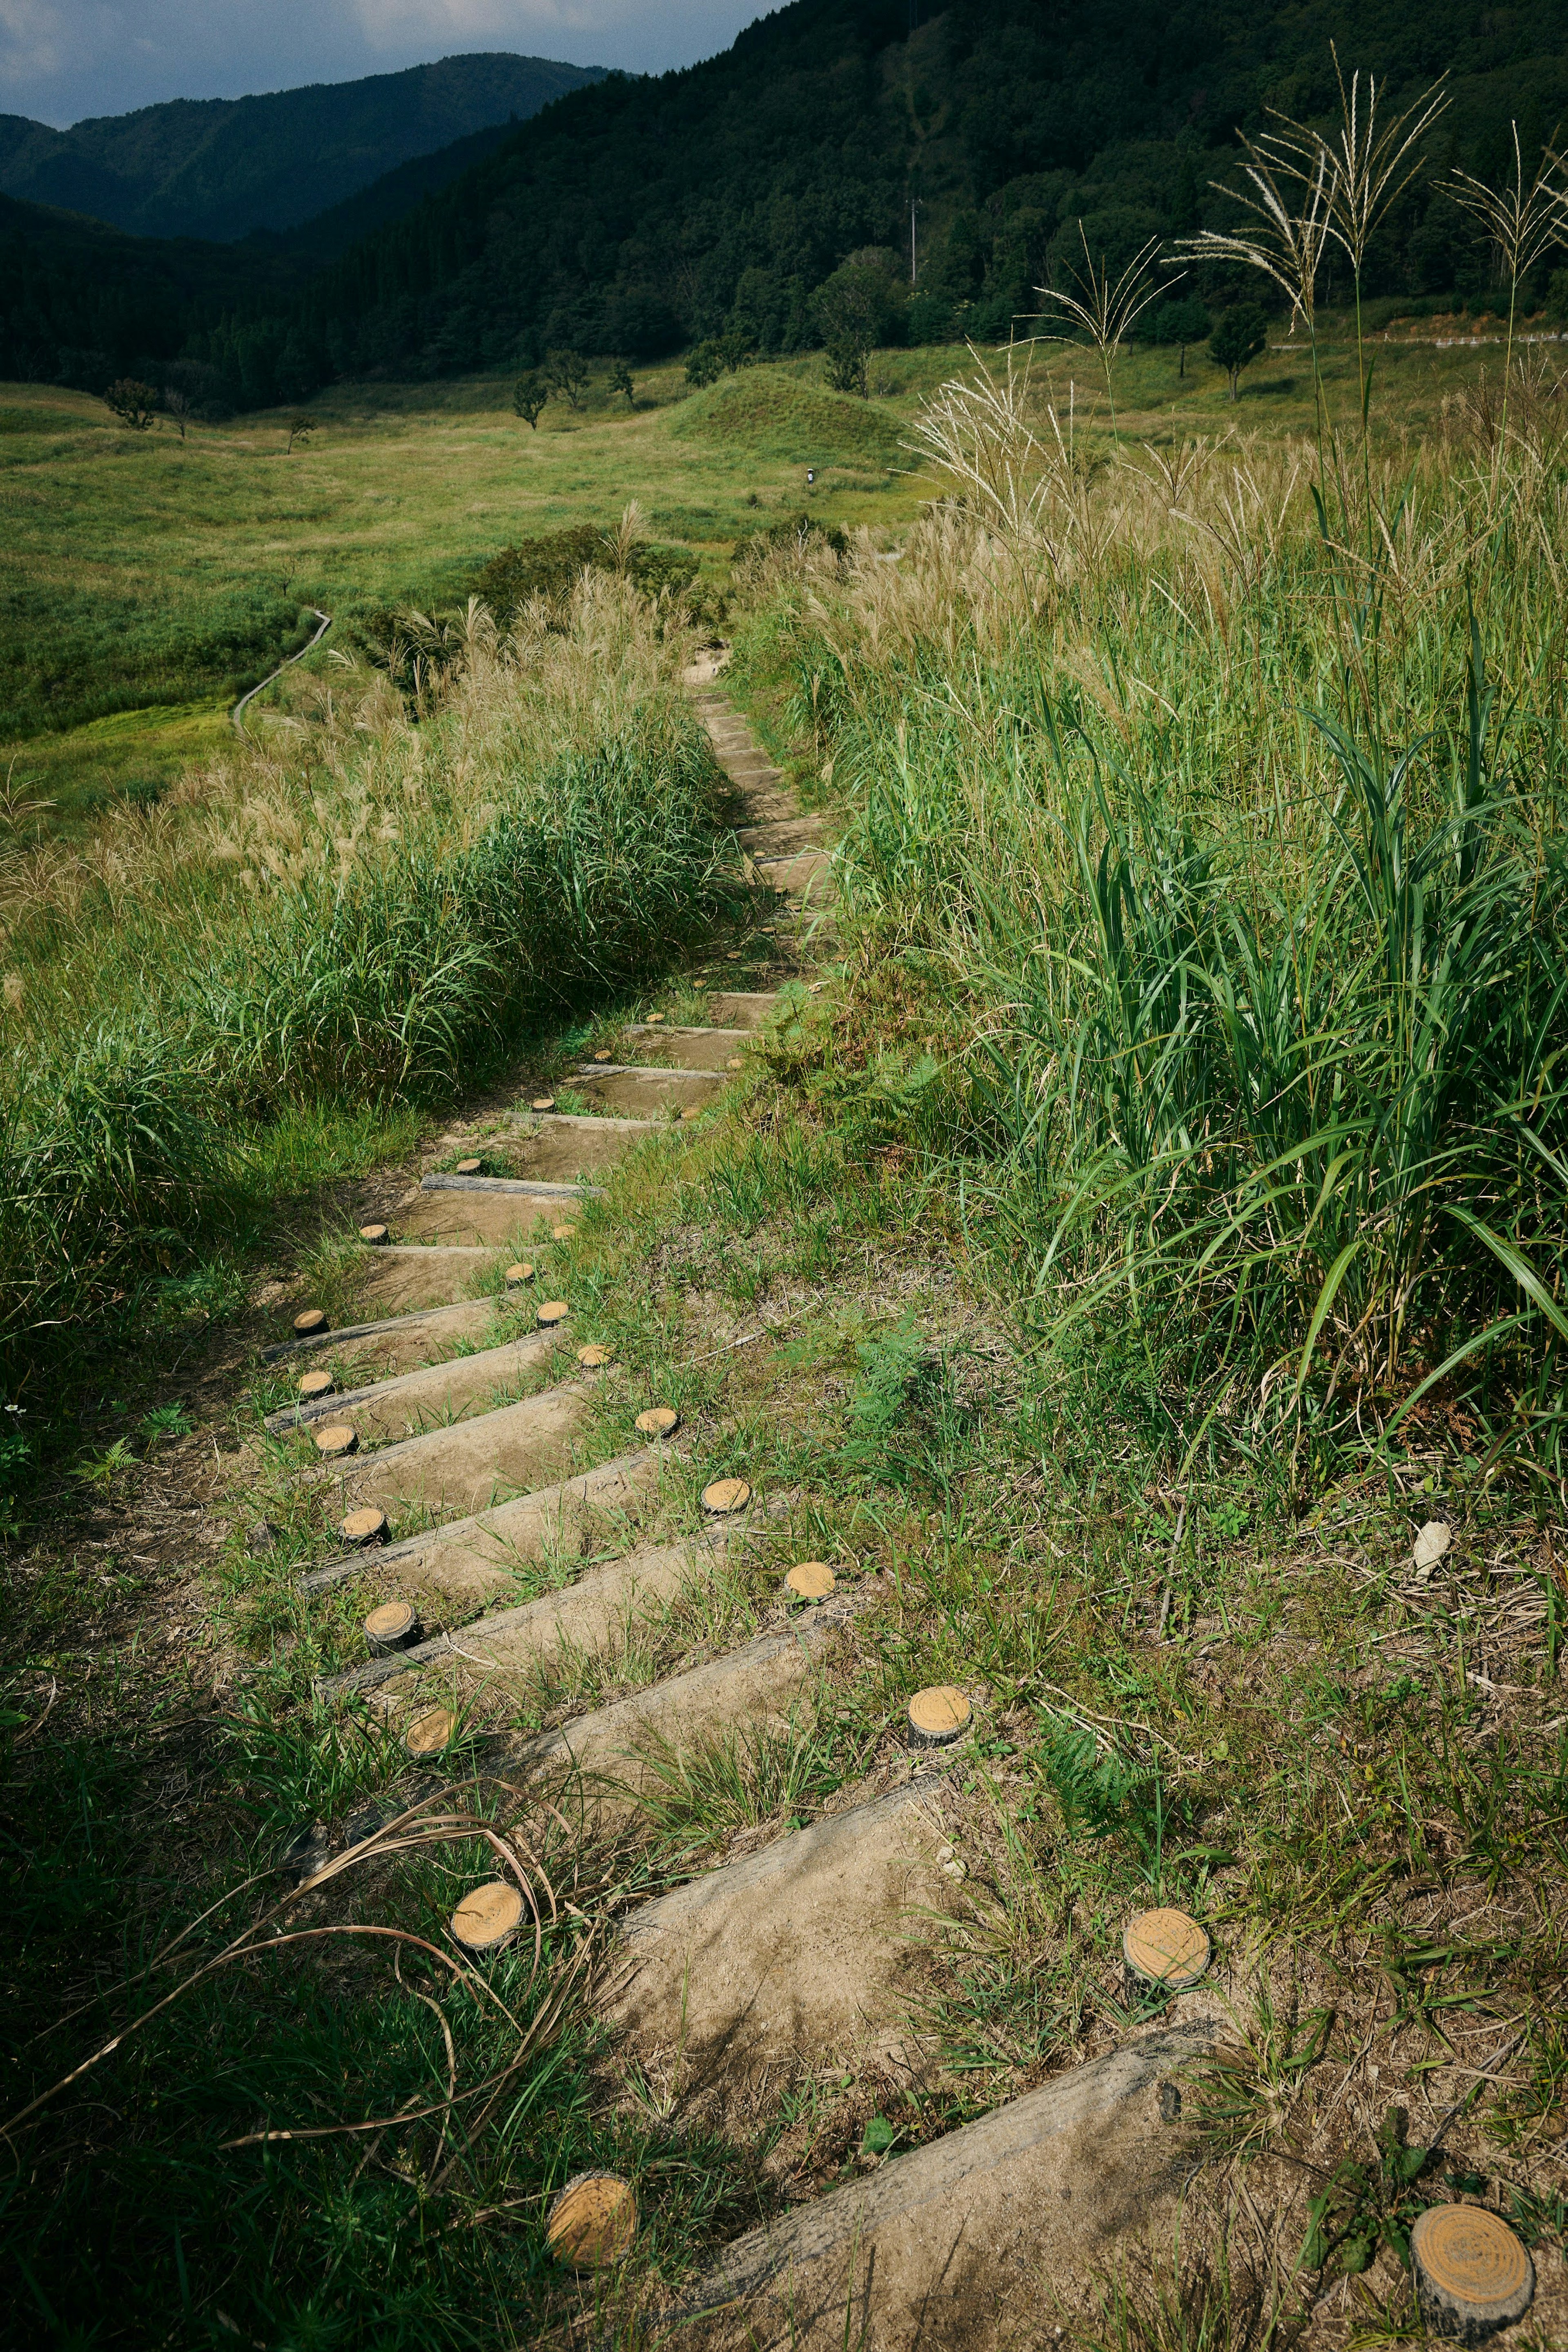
[0,52,606,243]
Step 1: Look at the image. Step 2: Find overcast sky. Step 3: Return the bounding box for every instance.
[2,0,771,127]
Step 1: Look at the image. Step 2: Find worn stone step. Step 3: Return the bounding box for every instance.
[298,1445,663,1606]
[606,1783,948,2119]
[738,817,825,855]
[306,1377,599,1522]
[267,1325,568,1440]
[617,1025,751,1072]
[519,1619,830,1798]
[704,992,780,1030]
[761,851,834,896]
[677,2024,1221,2350]
[570,1067,725,1114]
[320,1525,730,1701]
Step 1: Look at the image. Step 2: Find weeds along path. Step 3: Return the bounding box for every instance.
[230,604,332,733]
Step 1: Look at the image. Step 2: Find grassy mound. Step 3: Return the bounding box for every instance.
[668,369,905,469]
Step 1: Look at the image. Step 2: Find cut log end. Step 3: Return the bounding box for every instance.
[552,1223,578,1240]
[404,1706,457,1758]
[536,1300,569,1327]
[341,1506,388,1547]
[451,1878,525,1953]
[292,1307,328,1336]
[577,1343,613,1368]
[454,1157,482,1175]
[546,2172,637,2269]
[359,1223,389,1245]
[298,1369,335,1400]
[504,1262,535,1288]
[635,1405,680,1438]
[530,1096,556,1113]
[785,1561,836,1603]
[312,1422,358,1459]
[1412,2205,1533,2342]
[908,1684,970,1745]
[701,1476,751,1516]
[1123,1907,1210,1991]
[364,1600,420,1655]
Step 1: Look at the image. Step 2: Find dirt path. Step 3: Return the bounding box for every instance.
[230,604,332,732]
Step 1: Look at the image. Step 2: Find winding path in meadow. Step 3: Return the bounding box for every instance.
[230,605,332,734]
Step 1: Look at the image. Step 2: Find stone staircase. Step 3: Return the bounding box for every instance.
[265,682,1223,2348]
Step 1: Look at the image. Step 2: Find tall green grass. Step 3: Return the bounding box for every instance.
[739,374,1568,1484]
[0,579,733,1411]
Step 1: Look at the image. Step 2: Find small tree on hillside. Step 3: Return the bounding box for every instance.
[285,414,314,453]
[161,388,193,441]
[544,348,590,410]
[1159,294,1211,377]
[811,264,892,400]
[103,379,158,430]
[513,370,548,428]
[608,358,635,409]
[1209,303,1269,400]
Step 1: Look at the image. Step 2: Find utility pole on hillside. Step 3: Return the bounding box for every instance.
[910,196,922,286]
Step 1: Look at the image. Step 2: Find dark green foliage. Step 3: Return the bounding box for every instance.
[101,376,158,428]
[1301,2107,1430,2275]
[474,528,698,619]
[543,346,589,409]
[1210,302,1270,397]
[0,53,606,241]
[512,368,547,426]
[731,513,849,568]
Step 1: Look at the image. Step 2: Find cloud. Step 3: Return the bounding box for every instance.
[0,0,762,127]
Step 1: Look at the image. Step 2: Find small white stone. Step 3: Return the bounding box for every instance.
[1414,1519,1452,1572]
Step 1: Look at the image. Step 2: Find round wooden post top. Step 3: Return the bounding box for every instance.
[1414,1518,1452,1571]
[546,2172,638,2270]
[530,1095,556,1113]
[726,1056,744,1070]
[341,1506,388,1546]
[785,1561,836,1602]
[577,1343,613,1368]
[1411,2206,1533,2338]
[404,1706,457,1757]
[451,1879,524,1953]
[1123,1908,1210,1989]
[908,1685,971,1745]
[298,1369,335,1400]
[635,1405,680,1438]
[645,1012,665,1024]
[312,1422,357,1458]
[505,1261,535,1287]
[552,1222,577,1240]
[536,1299,569,1327]
[592,1048,612,1062]
[679,1107,702,1122]
[455,1155,482,1175]
[701,1476,751,1515]
[292,1306,328,1336]
[364,1601,419,1654]
[359,1223,389,1244]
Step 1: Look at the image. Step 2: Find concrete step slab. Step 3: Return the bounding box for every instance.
[267,1326,569,1441]
[607,1783,949,2118]
[320,1526,729,1701]
[678,2024,1220,2350]
[298,1445,664,1607]
[310,1379,597,1522]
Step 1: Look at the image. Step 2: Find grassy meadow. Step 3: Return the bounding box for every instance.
[0,318,1525,828]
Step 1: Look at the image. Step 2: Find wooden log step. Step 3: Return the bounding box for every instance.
[420,1174,605,1197]
[262,1294,493,1366]
[677,2024,1224,2349]
[266,1326,569,1439]
[606,1783,951,2117]
[616,1025,751,1071]
[296,1445,664,1606]
[317,1526,733,1700]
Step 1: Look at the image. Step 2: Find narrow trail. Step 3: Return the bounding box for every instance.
[229,660,1223,2346]
[230,605,332,733]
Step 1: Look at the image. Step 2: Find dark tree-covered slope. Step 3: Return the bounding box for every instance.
[5,0,1566,407]
[0,52,605,243]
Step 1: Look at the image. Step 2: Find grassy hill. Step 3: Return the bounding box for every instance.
[0,52,606,243]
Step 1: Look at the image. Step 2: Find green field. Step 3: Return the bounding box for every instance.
[0,321,1517,829]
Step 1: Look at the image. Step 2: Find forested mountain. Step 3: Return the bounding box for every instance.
[0,53,604,243]
[4,0,1567,409]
